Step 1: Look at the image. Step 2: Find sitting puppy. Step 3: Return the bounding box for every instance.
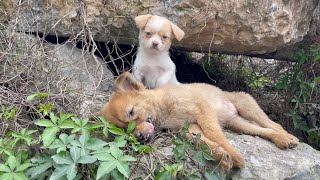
[133,14,185,88]
[96,72,299,170]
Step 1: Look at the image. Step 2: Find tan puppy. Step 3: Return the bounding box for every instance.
[133,14,185,88]
[97,72,299,170]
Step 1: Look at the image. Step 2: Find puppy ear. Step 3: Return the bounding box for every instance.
[115,72,145,92]
[171,23,185,41]
[135,14,153,29]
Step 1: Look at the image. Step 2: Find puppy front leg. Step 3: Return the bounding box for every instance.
[196,113,245,169]
[187,124,233,170]
[156,71,179,87]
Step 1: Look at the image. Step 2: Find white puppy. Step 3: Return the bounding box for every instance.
[133,14,185,89]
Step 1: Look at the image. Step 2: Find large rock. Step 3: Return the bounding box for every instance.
[0,31,113,116]
[227,132,320,179]
[1,0,319,60]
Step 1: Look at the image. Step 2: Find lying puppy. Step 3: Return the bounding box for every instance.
[133,14,185,88]
[97,72,299,170]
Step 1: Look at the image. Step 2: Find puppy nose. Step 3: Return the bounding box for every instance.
[136,132,144,141]
[152,41,159,47]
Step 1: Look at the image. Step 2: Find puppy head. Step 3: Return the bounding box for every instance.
[99,72,155,142]
[135,14,185,52]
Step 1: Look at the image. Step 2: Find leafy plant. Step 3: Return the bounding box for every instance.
[0,105,17,120]
[34,112,75,146]
[0,153,31,180]
[275,45,320,149]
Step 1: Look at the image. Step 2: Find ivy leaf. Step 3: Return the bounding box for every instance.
[96,161,117,180]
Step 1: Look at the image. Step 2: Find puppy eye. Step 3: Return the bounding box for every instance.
[128,108,134,118]
[145,32,151,36]
[162,35,168,39]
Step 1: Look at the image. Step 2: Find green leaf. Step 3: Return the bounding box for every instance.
[7,156,16,171]
[0,164,11,173]
[67,164,77,180]
[71,127,81,134]
[49,165,68,180]
[96,161,117,180]
[49,113,58,125]
[98,116,108,124]
[193,151,205,166]
[25,130,38,136]
[119,155,136,162]
[110,145,122,159]
[71,117,82,126]
[13,172,29,180]
[15,163,32,172]
[34,119,55,127]
[203,152,215,161]
[111,169,125,180]
[26,162,53,179]
[52,152,73,165]
[204,170,221,180]
[102,127,109,137]
[126,121,136,133]
[70,146,81,162]
[109,127,125,135]
[77,155,97,164]
[0,173,14,180]
[86,138,108,150]
[137,145,153,153]
[89,123,105,129]
[42,127,60,147]
[155,171,171,180]
[58,120,75,129]
[79,133,90,146]
[116,161,130,177]
[93,153,115,161]
[26,93,48,102]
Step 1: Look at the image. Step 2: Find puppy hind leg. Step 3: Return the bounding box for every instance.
[225,92,299,143]
[226,116,298,149]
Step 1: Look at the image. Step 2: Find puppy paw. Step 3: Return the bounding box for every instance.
[272,132,299,149]
[214,148,233,171]
[229,151,245,169]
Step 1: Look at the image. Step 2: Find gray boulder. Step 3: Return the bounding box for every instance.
[228,133,320,179]
[1,0,319,60]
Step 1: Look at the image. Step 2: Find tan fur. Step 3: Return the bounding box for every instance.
[97,72,299,170]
